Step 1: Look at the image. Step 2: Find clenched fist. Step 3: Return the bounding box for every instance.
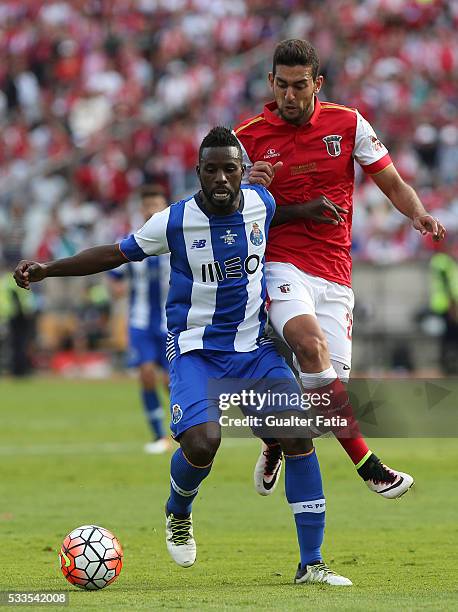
[13,260,47,290]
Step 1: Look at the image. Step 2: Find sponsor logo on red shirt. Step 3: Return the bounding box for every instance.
[263,148,281,159]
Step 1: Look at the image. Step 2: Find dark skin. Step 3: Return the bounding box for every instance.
[14,144,313,464]
[197,145,244,215]
[13,146,245,290]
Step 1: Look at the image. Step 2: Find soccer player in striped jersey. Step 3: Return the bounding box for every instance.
[235,39,445,499]
[13,127,352,586]
[108,185,171,454]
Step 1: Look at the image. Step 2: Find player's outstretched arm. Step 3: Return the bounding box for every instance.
[14,244,128,290]
[270,196,348,227]
[371,164,446,241]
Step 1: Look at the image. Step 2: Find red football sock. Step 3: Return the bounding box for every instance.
[337,436,370,466]
[312,377,371,466]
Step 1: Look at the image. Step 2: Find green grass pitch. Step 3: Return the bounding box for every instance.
[1,378,457,610]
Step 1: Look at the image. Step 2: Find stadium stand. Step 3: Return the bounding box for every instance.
[0,0,456,372]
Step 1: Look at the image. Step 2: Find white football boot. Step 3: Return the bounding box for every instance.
[144,438,171,454]
[358,454,414,499]
[254,441,283,496]
[295,562,353,586]
[165,511,196,567]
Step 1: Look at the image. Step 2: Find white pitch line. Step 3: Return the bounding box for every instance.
[0,437,255,457]
[0,442,141,457]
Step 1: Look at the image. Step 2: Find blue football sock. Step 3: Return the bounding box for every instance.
[142,389,165,440]
[285,449,325,567]
[167,448,213,516]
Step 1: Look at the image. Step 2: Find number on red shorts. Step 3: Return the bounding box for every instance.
[346,312,353,340]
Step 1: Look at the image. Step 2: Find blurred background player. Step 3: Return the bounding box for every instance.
[235,39,445,498]
[429,238,458,375]
[0,256,36,376]
[108,185,171,454]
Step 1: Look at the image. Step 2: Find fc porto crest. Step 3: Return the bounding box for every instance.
[250,222,264,246]
[171,404,183,424]
[322,134,342,157]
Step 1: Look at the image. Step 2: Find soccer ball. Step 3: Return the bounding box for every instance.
[59,525,123,590]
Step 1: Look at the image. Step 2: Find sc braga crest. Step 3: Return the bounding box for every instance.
[322,135,342,157]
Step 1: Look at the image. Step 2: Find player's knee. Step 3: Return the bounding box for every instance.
[294,333,328,369]
[186,438,220,466]
[139,364,157,389]
[181,424,221,466]
[279,438,313,456]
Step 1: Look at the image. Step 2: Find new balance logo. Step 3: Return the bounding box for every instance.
[191,239,206,249]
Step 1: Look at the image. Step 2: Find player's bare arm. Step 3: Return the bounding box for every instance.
[371,164,446,241]
[13,244,128,290]
[270,196,348,227]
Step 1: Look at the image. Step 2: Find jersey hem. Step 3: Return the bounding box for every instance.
[266,258,352,288]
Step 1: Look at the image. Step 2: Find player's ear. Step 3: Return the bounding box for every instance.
[196,165,200,178]
[242,164,246,174]
[314,75,324,94]
[268,72,274,88]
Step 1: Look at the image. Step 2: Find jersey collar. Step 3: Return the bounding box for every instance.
[264,96,321,127]
[193,190,245,219]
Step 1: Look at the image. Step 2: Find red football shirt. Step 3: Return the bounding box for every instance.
[235,98,392,287]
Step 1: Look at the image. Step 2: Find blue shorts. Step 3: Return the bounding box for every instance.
[169,343,300,438]
[128,328,168,370]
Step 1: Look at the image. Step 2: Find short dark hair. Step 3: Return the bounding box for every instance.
[140,184,167,200]
[272,39,320,80]
[199,126,242,162]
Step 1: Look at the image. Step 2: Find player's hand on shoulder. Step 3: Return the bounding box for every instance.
[248,161,283,187]
[412,214,446,241]
[301,195,348,225]
[13,260,47,289]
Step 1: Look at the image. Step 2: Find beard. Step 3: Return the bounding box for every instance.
[278,105,306,125]
[201,184,237,210]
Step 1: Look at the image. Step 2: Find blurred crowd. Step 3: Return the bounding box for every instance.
[1,0,457,263]
[0,0,457,371]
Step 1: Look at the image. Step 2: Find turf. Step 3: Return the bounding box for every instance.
[1,378,457,611]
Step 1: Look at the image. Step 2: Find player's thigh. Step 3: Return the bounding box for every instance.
[316,281,354,375]
[266,262,318,340]
[238,345,315,442]
[138,361,159,389]
[169,352,221,441]
[241,342,299,382]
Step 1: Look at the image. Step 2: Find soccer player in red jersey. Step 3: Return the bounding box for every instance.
[235,39,446,499]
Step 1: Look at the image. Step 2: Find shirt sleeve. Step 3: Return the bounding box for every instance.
[353,110,392,175]
[234,132,254,184]
[119,207,171,261]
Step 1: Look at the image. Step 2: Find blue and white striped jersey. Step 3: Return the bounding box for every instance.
[108,255,170,334]
[119,184,275,359]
